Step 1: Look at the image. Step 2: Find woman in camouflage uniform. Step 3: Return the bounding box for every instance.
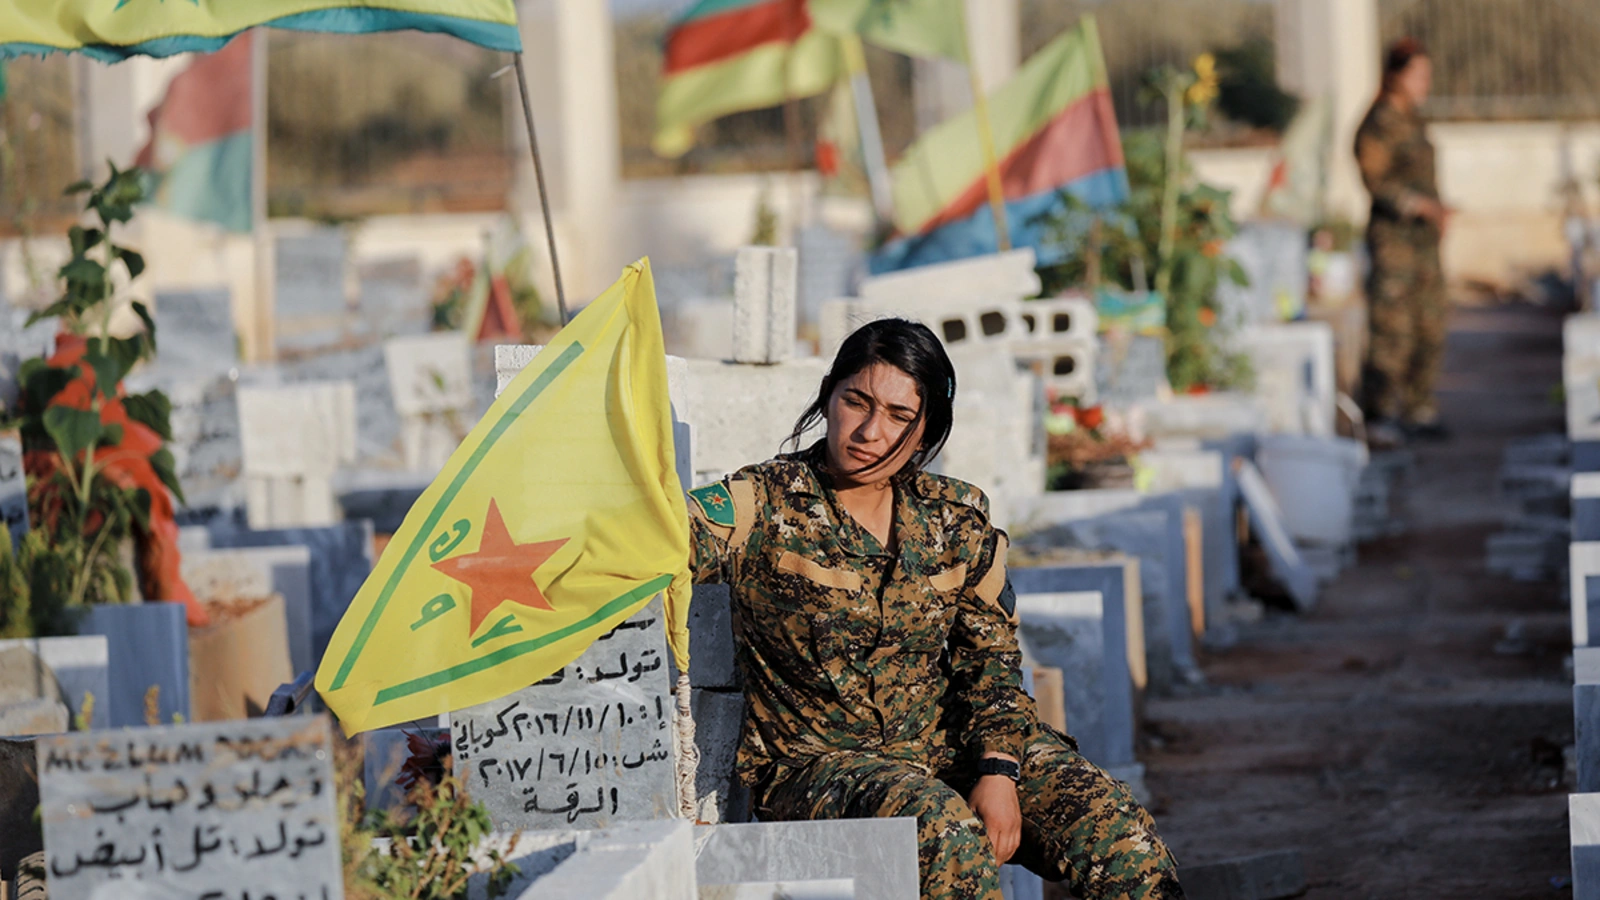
[1355,38,1452,445]
[687,319,1183,899]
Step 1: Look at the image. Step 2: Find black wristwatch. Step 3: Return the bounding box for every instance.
[975,757,1021,783]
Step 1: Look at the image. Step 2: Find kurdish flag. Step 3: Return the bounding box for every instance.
[871,16,1128,273]
[316,259,693,734]
[655,0,843,158]
[0,0,520,60]
[133,31,253,233]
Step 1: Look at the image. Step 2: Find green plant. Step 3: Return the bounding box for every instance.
[13,168,180,613]
[1035,61,1253,394]
[344,749,519,900]
[1213,38,1300,133]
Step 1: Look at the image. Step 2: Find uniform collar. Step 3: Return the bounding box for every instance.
[785,441,938,508]
[781,442,939,558]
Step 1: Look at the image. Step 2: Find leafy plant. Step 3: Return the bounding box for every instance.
[340,742,519,900]
[1213,38,1300,133]
[1035,58,1253,394]
[13,168,180,613]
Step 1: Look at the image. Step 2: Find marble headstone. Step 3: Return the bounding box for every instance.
[275,230,350,353]
[153,289,238,373]
[37,715,343,900]
[451,597,676,832]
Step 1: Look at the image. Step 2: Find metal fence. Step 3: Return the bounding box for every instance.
[1380,0,1600,120]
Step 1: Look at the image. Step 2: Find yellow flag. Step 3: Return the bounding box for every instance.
[315,259,692,734]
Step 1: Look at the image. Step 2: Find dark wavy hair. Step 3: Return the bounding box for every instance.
[784,318,957,478]
[1382,37,1428,92]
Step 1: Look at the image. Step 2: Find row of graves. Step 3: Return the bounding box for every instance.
[1564,314,1600,897]
[0,222,1376,898]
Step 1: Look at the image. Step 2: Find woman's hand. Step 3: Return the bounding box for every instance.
[968,771,1023,864]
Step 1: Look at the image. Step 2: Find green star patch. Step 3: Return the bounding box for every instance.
[689,483,736,527]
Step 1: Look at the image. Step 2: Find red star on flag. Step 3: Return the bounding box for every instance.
[431,498,569,635]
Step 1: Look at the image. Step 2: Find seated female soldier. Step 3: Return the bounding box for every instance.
[686,318,1185,900]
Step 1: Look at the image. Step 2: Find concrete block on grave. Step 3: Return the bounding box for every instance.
[1011,564,1138,766]
[733,246,799,364]
[182,544,314,675]
[384,331,474,471]
[1574,543,1600,647]
[1016,296,1097,343]
[0,637,108,731]
[0,699,68,736]
[1014,592,1107,760]
[694,818,920,900]
[1140,393,1269,442]
[684,357,828,484]
[274,228,351,353]
[0,429,25,550]
[152,288,239,373]
[1013,337,1096,403]
[692,687,747,824]
[669,298,735,360]
[1237,322,1337,436]
[519,819,697,900]
[238,380,356,528]
[81,604,191,728]
[1575,793,1600,899]
[37,716,344,900]
[208,518,375,669]
[858,248,1039,305]
[818,298,867,360]
[1576,473,1600,542]
[452,597,676,832]
[1238,461,1317,611]
[937,344,1046,530]
[1576,648,1600,792]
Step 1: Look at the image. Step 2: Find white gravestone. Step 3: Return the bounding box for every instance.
[37,715,344,900]
[237,381,357,528]
[275,230,351,354]
[451,597,677,833]
[1,430,26,548]
[384,332,474,472]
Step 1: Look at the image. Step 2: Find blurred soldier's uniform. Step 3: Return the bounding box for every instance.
[1355,93,1446,433]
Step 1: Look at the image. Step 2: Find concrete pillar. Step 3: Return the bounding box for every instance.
[913,0,1020,131]
[1275,0,1381,224]
[509,0,623,305]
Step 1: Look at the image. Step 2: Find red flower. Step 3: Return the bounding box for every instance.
[1074,406,1105,430]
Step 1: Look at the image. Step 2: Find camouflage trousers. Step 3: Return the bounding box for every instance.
[753,726,1184,900]
[1363,223,1447,423]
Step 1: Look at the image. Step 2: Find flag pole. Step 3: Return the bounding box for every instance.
[843,36,895,225]
[959,1,1011,251]
[512,54,570,323]
[250,27,276,361]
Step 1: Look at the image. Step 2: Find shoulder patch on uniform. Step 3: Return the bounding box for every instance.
[689,483,736,527]
[914,471,991,519]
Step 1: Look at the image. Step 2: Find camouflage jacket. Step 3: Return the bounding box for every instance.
[688,443,1036,784]
[1355,95,1439,228]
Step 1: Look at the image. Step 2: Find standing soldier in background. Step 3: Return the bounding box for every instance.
[1356,38,1452,447]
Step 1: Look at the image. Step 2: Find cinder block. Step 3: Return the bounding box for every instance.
[1014,338,1096,403]
[682,358,828,483]
[1016,296,1097,343]
[694,819,919,900]
[733,246,799,365]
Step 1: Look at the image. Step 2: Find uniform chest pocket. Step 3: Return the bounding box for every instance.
[775,551,862,593]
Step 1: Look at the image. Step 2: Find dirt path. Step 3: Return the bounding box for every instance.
[1144,301,1574,899]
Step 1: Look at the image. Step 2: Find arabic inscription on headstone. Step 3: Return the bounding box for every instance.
[37,715,343,900]
[451,596,677,832]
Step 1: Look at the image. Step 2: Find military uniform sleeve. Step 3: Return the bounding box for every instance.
[1355,108,1425,220]
[686,475,761,585]
[946,523,1034,761]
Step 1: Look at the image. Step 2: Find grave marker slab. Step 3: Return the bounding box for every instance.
[1574,793,1600,899]
[694,818,920,900]
[37,715,343,900]
[1576,648,1600,793]
[1014,592,1106,762]
[275,230,350,353]
[1573,544,1600,647]
[153,289,238,373]
[452,597,677,832]
[0,637,108,731]
[0,430,25,549]
[81,604,191,729]
[1576,473,1600,542]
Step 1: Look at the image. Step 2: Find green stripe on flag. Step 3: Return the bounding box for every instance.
[329,340,586,691]
[373,574,675,704]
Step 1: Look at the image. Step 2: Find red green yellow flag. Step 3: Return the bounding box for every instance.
[654,0,842,158]
[315,259,692,734]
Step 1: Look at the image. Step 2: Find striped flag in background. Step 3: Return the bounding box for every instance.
[654,0,843,158]
[871,16,1129,273]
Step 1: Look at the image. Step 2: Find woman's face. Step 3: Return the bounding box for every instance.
[1392,55,1432,107]
[824,362,927,489]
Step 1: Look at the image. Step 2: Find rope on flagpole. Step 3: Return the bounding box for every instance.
[673,672,701,820]
[512,53,570,324]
